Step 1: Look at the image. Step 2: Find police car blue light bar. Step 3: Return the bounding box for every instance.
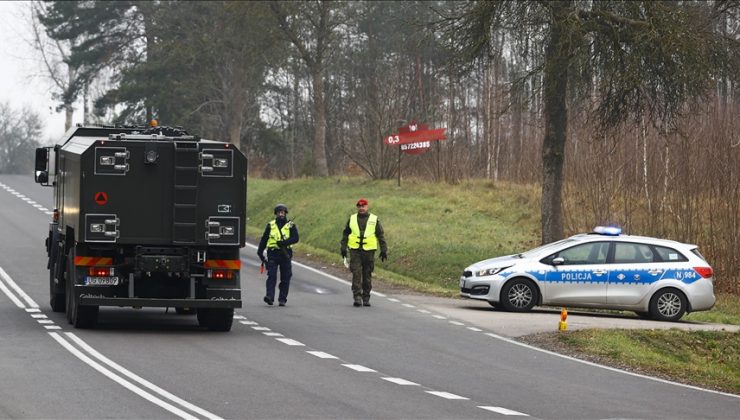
[593,226,622,235]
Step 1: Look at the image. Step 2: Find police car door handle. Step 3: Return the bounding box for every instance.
[592,269,608,275]
[648,269,663,275]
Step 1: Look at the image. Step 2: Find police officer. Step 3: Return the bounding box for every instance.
[340,198,387,307]
[257,204,299,306]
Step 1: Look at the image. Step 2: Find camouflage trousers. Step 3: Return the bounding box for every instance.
[349,249,375,302]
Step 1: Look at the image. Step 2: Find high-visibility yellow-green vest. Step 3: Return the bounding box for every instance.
[267,220,293,249]
[348,213,378,250]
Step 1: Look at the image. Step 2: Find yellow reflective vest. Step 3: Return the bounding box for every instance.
[267,220,293,249]
[347,213,378,250]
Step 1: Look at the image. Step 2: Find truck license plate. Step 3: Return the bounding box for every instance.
[86,276,119,286]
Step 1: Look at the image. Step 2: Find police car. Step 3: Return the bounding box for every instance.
[460,227,715,321]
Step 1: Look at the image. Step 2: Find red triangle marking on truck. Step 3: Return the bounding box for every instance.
[95,192,108,205]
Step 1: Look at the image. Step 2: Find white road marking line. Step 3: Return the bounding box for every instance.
[44,325,62,330]
[449,321,464,326]
[426,391,469,400]
[25,308,41,313]
[478,406,529,416]
[381,377,419,386]
[387,298,400,302]
[233,315,246,320]
[417,309,431,314]
[0,274,25,308]
[50,333,202,420]
[64,333,222,419]
[402,303,415,308]
[467,327,483,332]
[481,332,740,399]
[239,320,258,325]
[307,351,338,359]
[37,319,54,324]
[33,204,44,208]
[252,326,271,331]
[262,332,283,337]
[31,314,48,318]
[342,364,376,372]
[275,338,304,346]
[0,267,39,308]
[45,211,54,215]
[432,315,447,320]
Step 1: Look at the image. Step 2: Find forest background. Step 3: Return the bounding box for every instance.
[3,1,738,294]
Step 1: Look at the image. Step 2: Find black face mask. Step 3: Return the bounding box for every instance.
[276,214,286,221]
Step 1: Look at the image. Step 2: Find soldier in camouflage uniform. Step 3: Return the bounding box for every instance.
[340,198,387,307]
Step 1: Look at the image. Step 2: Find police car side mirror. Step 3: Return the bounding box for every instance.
[551,257,565,266]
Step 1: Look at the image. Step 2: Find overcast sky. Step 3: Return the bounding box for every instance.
[0,1,80,143]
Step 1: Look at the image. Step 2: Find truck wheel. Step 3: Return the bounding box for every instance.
[49,265,65,313]
[73,305,99,329]
[175,307,196,315]
[66,249,98,328]
[201,308,234,331]
[197,308,209,326]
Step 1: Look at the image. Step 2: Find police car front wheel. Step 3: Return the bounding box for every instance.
[500,278,538,312]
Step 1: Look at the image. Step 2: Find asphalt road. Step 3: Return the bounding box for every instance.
[0,174,737,419]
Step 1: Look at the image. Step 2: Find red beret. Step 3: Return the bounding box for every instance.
[356,198,368,206]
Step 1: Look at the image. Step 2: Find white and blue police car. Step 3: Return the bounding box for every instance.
[459,227,715,321]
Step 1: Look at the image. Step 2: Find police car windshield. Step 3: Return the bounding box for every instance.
[517,238,577,258]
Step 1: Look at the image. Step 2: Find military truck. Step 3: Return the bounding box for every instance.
[34,125,247,331]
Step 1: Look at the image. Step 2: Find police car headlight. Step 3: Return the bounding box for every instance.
[476,267,507,277]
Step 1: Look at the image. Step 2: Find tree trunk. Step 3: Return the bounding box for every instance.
[311,69,329,177]
[540,2,572,244]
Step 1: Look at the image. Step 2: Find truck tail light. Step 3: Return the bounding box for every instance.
[693,267,713,278]
[209,269,233,280]
[89,267,115,277]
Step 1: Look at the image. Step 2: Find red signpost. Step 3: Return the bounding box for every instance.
[384,121,447,184]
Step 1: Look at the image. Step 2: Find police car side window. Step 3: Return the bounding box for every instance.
[613,243,655,264]
[654,246,688,262]
[556,242,609,265]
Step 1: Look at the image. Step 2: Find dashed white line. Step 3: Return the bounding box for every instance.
[275,338,304,346]
[417,309,431,314]
[381,377,419,386]
[306,351,338,359]
[239,320,258,325]
[37,319,54,324]
[387,298,400,303]
[426,391,469,400]
[233,315,246,320]
[467,327,483,332]
[251,326,271,331]
[449,321,464,326]
[433,315,447,320]
[478,406,529,416]
[262,332,284,337]
[25,308,41,313]
[342,364,376,372]
[44,325,62,330]
[402,303,416,308]
[32,314,48,319]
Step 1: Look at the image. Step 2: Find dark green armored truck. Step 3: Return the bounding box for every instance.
[34,125,247,331]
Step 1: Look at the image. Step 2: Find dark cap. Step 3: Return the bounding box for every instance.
[356,198,368,207]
